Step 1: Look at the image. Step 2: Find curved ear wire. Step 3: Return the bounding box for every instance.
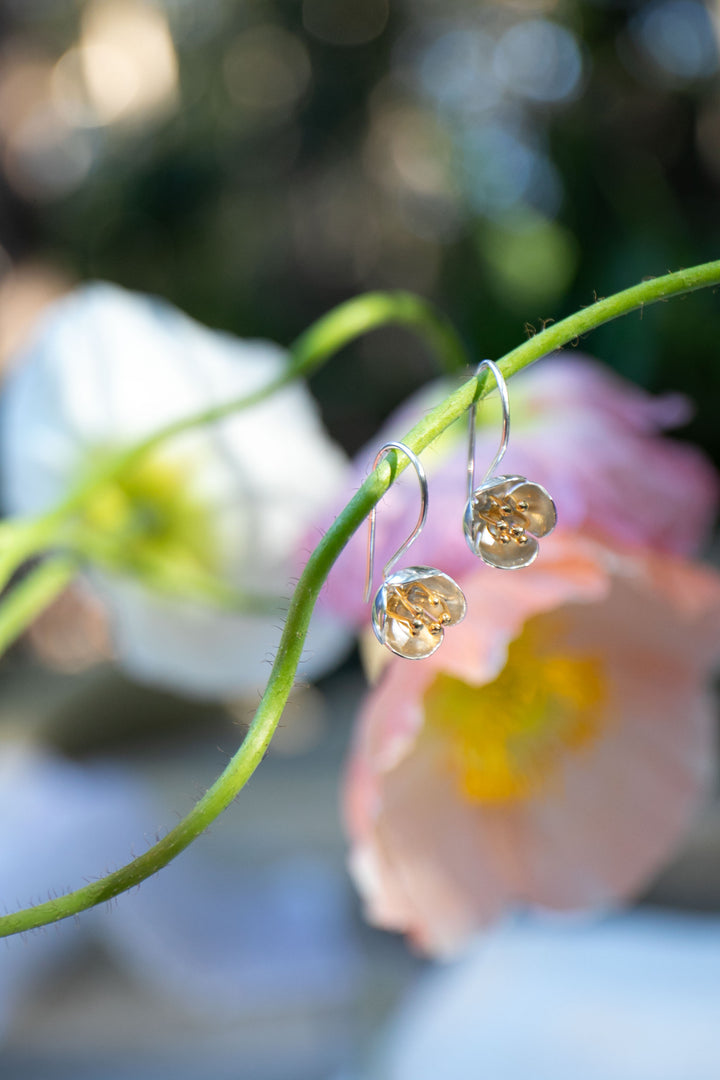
[363,440,467,660]
[467,359,510,500]
[364,441,428,603]
[464,359,557,569]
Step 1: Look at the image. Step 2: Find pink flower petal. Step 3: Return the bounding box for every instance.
[315,356,718,628]
[344,537,720,955]
[351,746,508,956]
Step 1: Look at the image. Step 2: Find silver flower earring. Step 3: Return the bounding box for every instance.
[365,441,467,659]
[463,360,557,569]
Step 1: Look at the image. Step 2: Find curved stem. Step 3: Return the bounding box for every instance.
[34,292,470,524]
[0,556,78,655]
[0,291,469,647]
[0,518,70,594]
[1,260,720,936]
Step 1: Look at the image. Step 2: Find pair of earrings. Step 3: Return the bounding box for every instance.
[365,360,557,659]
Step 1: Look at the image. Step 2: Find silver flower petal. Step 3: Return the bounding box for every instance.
[500,477,557,538]
[476,527,540,569]
[372,566,467,659]
[463,474,557,569]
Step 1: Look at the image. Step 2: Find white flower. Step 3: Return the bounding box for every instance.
[1,283,352,697]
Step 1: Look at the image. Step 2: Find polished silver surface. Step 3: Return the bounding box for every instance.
[466,358,510,501]
[463,474,557,569]
[371,566,467,659]
[364,442,428,603]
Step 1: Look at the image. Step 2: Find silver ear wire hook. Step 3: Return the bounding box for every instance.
[467,359,510,501]
[364,441,428,603]
[463,358,557,569]
[363,440,467,659]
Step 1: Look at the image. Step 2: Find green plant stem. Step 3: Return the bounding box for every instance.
[1,260,720,937]
[31,292,470,525]
[0,291,469,645]
[0,556,77,654]
[0,519,70,593]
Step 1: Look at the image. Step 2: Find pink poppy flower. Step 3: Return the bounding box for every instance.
[344,535,720,956]
[317,355,718,626]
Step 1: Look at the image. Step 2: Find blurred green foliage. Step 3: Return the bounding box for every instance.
[2,0,720,457]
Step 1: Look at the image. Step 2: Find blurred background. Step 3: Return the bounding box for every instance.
[1,0,720,1077]
[3,0,720,451]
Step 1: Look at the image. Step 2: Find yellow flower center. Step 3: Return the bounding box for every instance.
[82,450,219,576]
[423,619,606,803]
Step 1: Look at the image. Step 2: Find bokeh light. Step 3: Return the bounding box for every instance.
[223,26,311,120]
[416,28,501,114]
[629,0,718,81]
[302,0,389,46]
[1,0,720,1071]
[493,19,584,102]
[76,0,179,126]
